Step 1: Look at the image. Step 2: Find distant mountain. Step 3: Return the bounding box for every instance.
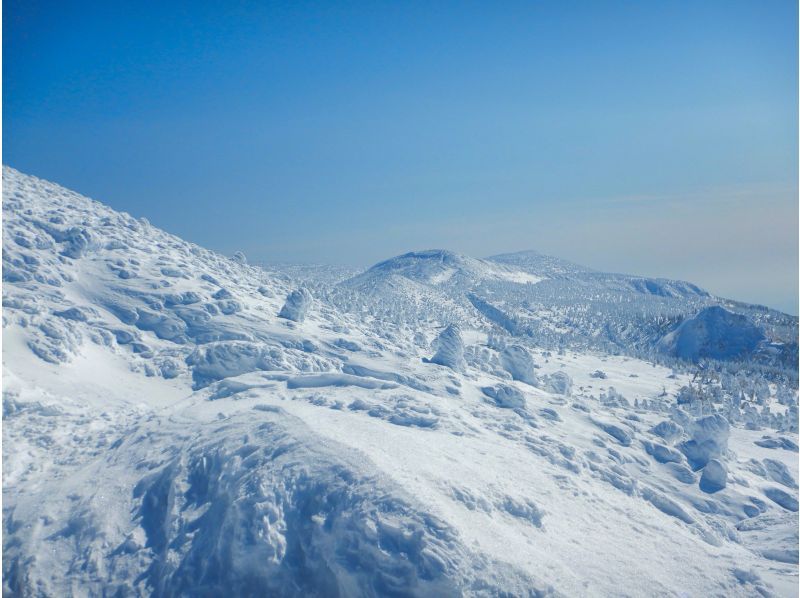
[345,249,543,288]
[490,249,709,298]
[488,249,593,277]
[331,248,795,367]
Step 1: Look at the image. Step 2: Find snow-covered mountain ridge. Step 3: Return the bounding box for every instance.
[2,166,798,596]
[353,250,544,286]
[329,247,795,370]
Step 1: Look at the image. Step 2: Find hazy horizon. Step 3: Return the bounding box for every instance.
[4,1,797,314]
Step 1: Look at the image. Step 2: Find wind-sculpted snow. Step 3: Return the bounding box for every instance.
[2,166,799,597]
[4,408,543,596]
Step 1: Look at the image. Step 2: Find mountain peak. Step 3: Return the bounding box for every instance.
[355,248,544,287]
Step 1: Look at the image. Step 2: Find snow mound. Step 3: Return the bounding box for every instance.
[481,385,527,410]
[4,411,542,596]
[543,371,573,396]
[658,306,765,361]
[700,459,728,493]
[679,414,730,470]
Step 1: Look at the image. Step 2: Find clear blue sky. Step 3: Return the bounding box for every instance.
[4,0,798,313]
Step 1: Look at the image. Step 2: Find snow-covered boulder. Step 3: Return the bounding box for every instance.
[699,459,727,493]
[482,385,526,409]
[643,440,684,464]
[426,324,466,372]
[61,226,92,259]
[650,420,684,444]
[544,371,573,396]
[679,414,730,470]
[691,414,730,452]
[278,288,312,323]
[500,345,537,385]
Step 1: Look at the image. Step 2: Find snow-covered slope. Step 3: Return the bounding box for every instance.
[658,305,766,362]
[3,166,799,597]
[353,250,543,286]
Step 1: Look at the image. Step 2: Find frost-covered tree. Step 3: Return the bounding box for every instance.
[500,345,537,385]
[279,288,313,322]
[427,324,466,372]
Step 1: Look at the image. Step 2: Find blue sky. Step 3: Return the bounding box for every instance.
[4,0,798,313]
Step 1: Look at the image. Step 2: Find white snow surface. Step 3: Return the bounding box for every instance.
[2,166,799,597]
[658,305,766,361]
[350,250,544,287]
